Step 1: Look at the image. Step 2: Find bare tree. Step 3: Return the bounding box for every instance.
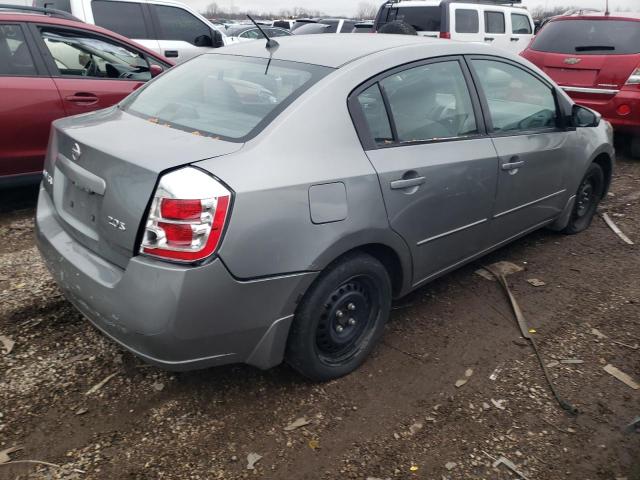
[355,1,378,20]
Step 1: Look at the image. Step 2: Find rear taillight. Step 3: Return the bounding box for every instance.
[140,167,231,263]
[439,31,451,39]
[625,68,640,85]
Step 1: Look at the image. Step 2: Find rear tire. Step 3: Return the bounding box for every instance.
[286,253,392,381]
[562,163,605,235]
[378,20,418,35]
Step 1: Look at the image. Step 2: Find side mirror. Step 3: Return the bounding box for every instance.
[149,64,164,78]
[573,105,600,128]
[194,34,213,47]
[211,29,225,48]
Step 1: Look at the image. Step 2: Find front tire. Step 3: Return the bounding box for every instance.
[286,253,392,381]
[562,163,605,235]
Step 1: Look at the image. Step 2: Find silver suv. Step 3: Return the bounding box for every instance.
[36,35,614,381]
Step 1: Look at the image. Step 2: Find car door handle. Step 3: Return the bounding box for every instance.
[164,50,179,58]
[510,37,520,42]
[65,93,99,105]
[484,37,495,42]
[390,176,426,190]
[501,157,525,171]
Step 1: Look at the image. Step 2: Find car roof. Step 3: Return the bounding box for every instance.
[0,12,175,64]
[215,34,438,68]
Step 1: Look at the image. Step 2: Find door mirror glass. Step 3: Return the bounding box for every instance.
[194,34,213,47]
[573,105,599,128]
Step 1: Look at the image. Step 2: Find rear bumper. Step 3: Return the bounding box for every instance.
[35,187,317,371]
[565,88,640,136]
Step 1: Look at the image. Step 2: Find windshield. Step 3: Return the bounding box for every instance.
[122,55,331,141]
[531,19,640,55]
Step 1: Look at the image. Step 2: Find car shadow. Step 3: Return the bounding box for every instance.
[0,183,39,215]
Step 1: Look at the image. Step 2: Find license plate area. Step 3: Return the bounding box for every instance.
[53,168,102,241]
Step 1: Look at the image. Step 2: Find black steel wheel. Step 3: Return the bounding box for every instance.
[563,163,605,234]
[286,253,392,381]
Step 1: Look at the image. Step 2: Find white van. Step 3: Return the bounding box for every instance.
[33,0,235,62]
[373,0,534,54]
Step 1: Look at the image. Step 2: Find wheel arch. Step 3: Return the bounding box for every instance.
[309,231,414,299]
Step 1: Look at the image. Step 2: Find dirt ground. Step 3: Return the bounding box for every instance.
[0,142,639,480]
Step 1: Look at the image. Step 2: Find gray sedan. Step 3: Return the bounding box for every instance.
[36,35,614,381]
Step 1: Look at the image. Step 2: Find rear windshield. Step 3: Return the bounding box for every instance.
[378,6,442,32]
[531,19,640,55]
[122,55,331,142]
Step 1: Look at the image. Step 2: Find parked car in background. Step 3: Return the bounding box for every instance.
[273,19,295,30]
[353,21,374,33]
[374,0,534,53]
[521,13,640,157]
[0,5,173,186]
[225,24,291,42]
[32,0,233,62]
[290,18,317,30]
[36,35,613,381]
[293,18,358,35]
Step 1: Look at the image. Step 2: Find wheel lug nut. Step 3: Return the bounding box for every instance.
[347,303,356,311]
[336,310,344,319]
[336,325,344,333]
[348,318,356,326]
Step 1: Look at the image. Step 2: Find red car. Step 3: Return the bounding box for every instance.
[522,13,640,156]
[0,6,173,187]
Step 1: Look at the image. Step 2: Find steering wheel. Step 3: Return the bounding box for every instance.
[83,58,99,77]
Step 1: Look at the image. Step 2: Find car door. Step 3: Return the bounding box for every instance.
[451,6,481,43]
[482,9,509,51]
[0,22,65,180]
[350,57,499,287]
[509,12,533,53]
[467,56,572,245]
[150,4,215,62]
[32,25,160,117]
[89,0,161,56]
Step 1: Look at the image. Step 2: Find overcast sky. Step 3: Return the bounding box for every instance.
[182,0,636,16]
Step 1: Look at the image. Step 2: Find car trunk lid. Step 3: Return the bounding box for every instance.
[43,107,242,269]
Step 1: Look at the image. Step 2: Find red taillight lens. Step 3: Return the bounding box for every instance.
[140,168,231,263]
[160,198,203,220]
[439,31,451,39]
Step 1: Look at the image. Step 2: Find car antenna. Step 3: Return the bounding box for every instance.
[604,0,610,15]
[246,15,279,74]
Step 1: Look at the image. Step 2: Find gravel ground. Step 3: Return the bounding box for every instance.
[0,146,639,480]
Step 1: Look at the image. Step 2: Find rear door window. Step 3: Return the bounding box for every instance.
[485,11,505,34]
[357,84,393,145]
[455,9,479,34]
[152,5,211,45]
[92,1,150,39]
[511,13,532,34]
[0,24,37,76]
[380,60,478,143]
[531,19,640,55]
[471,59,557,133]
